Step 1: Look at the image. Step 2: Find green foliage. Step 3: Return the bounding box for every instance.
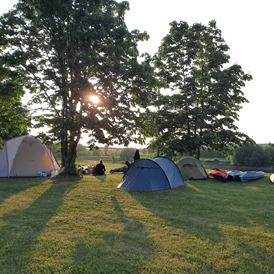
[119,147,136,162]
[150,20,254,159]
[200,149,226,159]
[0,0,156,174]
[77,144,88,153]
[0,32,31,147]
[0,101,30,148]
[263,144,274,164]
[91,148,101,157]
[233,145,272,166]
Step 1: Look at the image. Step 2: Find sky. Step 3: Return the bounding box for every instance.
[1,0,274,144]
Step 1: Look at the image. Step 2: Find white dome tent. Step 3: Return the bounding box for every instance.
[0,135,60,177]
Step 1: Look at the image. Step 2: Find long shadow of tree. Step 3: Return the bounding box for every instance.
[129,181,274,272]
[71,196,155,273]
[0,178,47,203]
[0,178,78,273]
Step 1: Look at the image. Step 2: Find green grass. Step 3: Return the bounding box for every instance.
[1,163,274,273]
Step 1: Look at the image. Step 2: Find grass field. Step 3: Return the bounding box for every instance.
[1,162,274,273]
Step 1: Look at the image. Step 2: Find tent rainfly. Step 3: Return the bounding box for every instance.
[176,156,208,180]
[117,156,185,192]
[0,135,60,177]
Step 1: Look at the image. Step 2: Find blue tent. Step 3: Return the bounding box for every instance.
[117,156,185,192]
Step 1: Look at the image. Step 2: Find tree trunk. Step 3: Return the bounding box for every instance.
[62,131,81,175]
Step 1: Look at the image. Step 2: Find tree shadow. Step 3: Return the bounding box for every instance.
[0,178,78,273]
[92,174,107,182]
[129,181,274,272]
[130,185,225,241]
[71,196,155,273]
[0,177,47,203]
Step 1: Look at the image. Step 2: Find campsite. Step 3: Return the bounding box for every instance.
[1,161,274,273]
[1,1,274,273]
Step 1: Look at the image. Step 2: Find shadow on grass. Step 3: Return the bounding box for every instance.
[84,174,107,182]
[129,181,274,272]
[131,180,274,241]
[71,196,155,273]
[0,177,47,203]
[0,178,79,273]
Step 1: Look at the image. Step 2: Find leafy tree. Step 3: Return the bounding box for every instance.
[149,20,254,159]
[233,145,271,167]
[263,144,274,164]
[200,150,226,159]
[120,147,135,162]
[0,29,31,148]
[0,0,156,174]
[77,143,88,153]
[76,143,91,156]
[91,149,101,157]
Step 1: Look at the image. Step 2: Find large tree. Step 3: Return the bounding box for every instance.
[0,0,156,174]
[150,20,254,159]
[0,29,31,148]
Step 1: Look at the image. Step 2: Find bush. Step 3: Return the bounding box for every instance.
[120,148,136,162]
[263,144,274,164]
[233,145,271,166]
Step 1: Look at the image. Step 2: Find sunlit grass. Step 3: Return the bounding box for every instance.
[0,164,274,273]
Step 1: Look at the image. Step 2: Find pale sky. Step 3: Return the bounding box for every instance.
[1,0,273,144]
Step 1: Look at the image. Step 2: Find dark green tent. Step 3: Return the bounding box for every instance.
[177,156,208,180]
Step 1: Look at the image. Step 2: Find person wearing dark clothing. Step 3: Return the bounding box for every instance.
[125,161,131,168]
[133,149,140,162]
[110,161,131,174]
[94,160,106,175]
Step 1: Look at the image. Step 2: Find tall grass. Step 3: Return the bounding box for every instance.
[0,163,274,273]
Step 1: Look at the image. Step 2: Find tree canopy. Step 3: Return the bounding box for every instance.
[0,0,156,174]
[148,20,254,159]
[233,145,271,167]
[0,29,31,147]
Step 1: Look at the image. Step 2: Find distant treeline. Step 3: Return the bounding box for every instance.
[73,143,274,167]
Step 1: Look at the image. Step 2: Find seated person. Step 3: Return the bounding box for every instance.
[94,160,106,175]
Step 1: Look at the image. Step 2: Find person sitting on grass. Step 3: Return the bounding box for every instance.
[94,160,106,175]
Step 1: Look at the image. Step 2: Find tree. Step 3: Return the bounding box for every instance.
[263,144,274,164]
[233,145,271,167]
[91,149,101,157]
[0,0,156,174]
[120,147,136,162]
[0,27,31,148]
[77,143,88,153]
[150,20,254,159]
[0,96,30,148]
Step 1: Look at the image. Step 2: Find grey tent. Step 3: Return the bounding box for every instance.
[177,156,208,180]
[117,156,186,192]
[0,135,60,177]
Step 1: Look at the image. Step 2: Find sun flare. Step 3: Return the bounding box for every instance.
[90,95,100,104]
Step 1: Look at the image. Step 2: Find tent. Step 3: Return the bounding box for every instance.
[0,135,60,177]
[117,156,185,192]
[176,156,208,180]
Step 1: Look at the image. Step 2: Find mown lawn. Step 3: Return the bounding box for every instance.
[0,163,274,274]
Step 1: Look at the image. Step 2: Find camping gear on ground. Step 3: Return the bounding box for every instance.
[239,171,265,182]
[270,174,274,183]
[117,156,185,192]
[208,168,228,182]
[227,170,244,181]
[176,156,208,180]
[0,135,60,177]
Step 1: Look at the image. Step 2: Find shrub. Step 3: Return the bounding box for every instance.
[233,145,271,166]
